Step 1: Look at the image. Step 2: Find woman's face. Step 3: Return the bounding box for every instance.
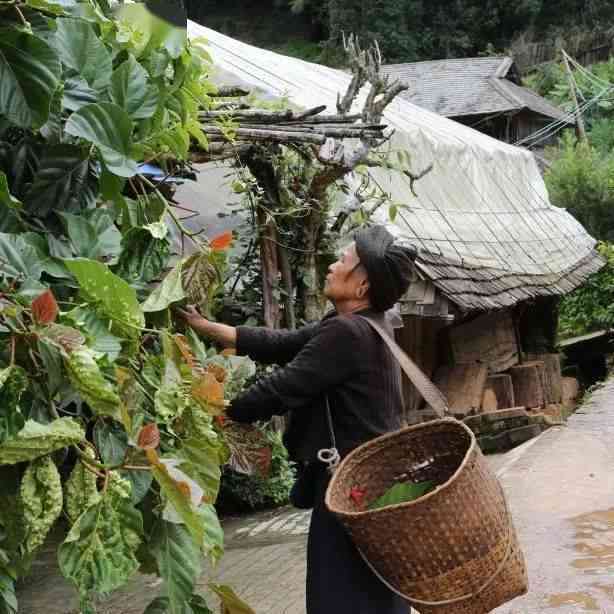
[324,243,369,303]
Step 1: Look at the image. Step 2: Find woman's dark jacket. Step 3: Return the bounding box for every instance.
[227,309,403,461]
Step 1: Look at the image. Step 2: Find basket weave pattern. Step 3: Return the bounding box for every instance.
[325,419,527,613]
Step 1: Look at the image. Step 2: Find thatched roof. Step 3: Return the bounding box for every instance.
[381,57,572,123]
[189,24,602,313]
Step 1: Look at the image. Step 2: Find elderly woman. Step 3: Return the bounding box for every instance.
[179,225,415,614]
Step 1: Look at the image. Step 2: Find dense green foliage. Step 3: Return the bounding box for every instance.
[559,242,614,338]
[189,0,614,64]
[0,2,264,613]
[545,133,614,241]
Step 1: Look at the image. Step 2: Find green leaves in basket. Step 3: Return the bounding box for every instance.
[368,481,435,511]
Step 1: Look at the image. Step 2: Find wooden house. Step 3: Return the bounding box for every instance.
[381,57,573,146]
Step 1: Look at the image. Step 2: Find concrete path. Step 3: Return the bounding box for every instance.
[16,378,614,613]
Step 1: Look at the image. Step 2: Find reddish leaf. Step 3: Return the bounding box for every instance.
[206,362,227,383]
[174,334,196,368]
[214,415,226,428]
[210,231,233,251]
[43,324,85,352]
[192,372,225,414]
[254,446,273,478]
[137,423,160,450]
[32,290,59,324]
[349,486,367,507]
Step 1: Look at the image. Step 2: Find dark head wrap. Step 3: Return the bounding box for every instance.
[354,226,416,312]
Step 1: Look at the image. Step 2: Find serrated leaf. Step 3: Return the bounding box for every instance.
[66,347,121,419]
[93,420,128,465]
[178,432,221,505]
[24,145,96,217]
[0,366,28,445]
[0,29,62,128]
[64,258,145,339]
[64,449,100,525]
[65,306,123,361]
[21,456,63,553]
[58,480,143,598]
[37,340,63,397]
[32,289,59,324]
[148,454,206,547]
[151,521,201,614]
[199,504,223,564]
[0,418,85,465]
[110,54,159,120]
[53,18,112,90]
[210,585,255,614]
[142,260,186,312]
[65,103,137,178]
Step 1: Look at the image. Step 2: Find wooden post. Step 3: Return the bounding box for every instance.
[483,374,515,410]
[562,49,588,142]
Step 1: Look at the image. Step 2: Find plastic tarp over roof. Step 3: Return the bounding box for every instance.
[188,22,601,310]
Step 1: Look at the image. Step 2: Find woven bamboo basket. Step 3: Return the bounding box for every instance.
[325,419,527,614]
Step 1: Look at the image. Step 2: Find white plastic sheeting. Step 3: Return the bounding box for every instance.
[188,22,596,278]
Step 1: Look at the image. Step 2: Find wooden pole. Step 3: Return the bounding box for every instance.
[562,49,588,142]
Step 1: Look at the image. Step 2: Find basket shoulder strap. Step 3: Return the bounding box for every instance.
[358,315,449,419]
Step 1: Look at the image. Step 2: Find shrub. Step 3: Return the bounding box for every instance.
[559,242,614,339]
[217,427,296,513]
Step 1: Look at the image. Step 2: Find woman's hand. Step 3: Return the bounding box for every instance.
[176,305,237,348]
[176,305,211,336]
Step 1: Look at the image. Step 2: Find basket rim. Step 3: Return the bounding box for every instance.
[325,417,477,517]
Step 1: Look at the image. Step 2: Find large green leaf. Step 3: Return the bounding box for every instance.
[66,306,122,361]
[58,474,142,599]
[0,233,61,281]
[64,258,145,339]
[37,340,63,398]
[24,145,95,217]
[178,437,221,505]
[26,0,78,15]
[62,77,99,112]
[199,504,223,565]
[64,449,100,525]
[151,459,206,547]
[65,347,121,419]
[0,172,22,233]
[21,456,63,553]
[65,103,138,178]
[116,228,170,284]
[151,521,201,614]
[142,260,186,312]
[93,420,128,466]
[53,18,112,90]
[0,29,62,128]
[60,209,122,263]
[110,55,159,120]
[0,418,85,465]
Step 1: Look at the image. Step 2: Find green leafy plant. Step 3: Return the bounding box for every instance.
[559,242,614,339]
[0,2,261,612]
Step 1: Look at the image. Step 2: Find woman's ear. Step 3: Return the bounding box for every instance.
[356,278,370,299]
